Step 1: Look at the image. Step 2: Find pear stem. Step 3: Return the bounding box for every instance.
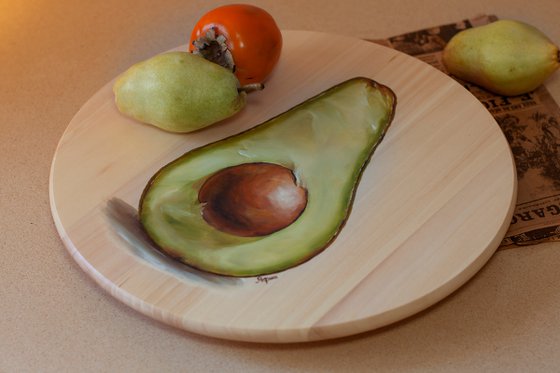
[238,83,265,94]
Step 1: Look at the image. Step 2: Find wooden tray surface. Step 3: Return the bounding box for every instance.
[49,30,516,343]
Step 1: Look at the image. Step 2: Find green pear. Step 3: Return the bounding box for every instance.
[442,20,559,96]
[113,52,250,133]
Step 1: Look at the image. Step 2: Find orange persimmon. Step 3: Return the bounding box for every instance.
[189,4,283,85]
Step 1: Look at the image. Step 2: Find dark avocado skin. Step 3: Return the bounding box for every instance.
[139,77,397,277]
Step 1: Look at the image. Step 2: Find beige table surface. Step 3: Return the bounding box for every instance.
[2,0,560,371]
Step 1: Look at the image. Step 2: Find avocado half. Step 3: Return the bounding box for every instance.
[139,77,396,277]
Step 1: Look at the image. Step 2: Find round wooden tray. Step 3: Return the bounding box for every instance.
[49,31,516,343]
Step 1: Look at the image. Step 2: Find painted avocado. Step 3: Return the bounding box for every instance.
[139,77,396,277]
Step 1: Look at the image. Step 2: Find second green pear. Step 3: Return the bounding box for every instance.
[113,52,246,133]
[442,20,559,96]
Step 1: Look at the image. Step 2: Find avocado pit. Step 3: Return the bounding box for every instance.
[198,162,307,237]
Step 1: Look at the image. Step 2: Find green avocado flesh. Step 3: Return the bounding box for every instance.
[139,77,396,277]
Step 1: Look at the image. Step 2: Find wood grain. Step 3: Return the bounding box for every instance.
[49,31,516,343]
